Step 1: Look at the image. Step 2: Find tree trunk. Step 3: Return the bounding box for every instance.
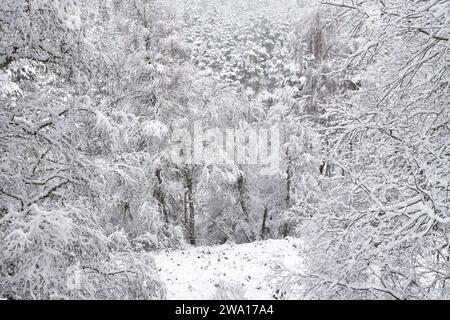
[237,172,255,242]
[261,206,270,240]
[184,168,196,245]
[282,147,293,237]
[153,168,169,224]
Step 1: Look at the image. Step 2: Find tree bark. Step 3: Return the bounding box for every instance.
[282,147,293,237]
[184,168,196,245]
[261,206,270,240]
[237,172,255,242]
[153,168,169,224]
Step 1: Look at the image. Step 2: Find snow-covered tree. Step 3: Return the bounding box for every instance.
[289,0,450,299]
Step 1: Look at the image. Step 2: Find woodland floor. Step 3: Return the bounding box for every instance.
[153,237,305,300]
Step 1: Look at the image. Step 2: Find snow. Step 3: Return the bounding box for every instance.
[153,238,304,300]
[0,71,22,98]
[142,120,169,139]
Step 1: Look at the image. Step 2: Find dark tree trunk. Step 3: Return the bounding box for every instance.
[237,172,255,242]
[153,168,169,224]
[184,168,196,245]
[261,206,270,240]
[281,148,293,238]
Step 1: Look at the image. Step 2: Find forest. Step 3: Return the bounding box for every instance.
[0,0,449,300]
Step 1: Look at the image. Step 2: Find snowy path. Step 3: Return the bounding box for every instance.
[153,238,304,300]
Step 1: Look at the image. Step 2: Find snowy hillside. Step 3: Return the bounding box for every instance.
[154,238,304,300]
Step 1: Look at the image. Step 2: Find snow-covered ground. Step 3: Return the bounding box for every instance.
[153,238,304,300]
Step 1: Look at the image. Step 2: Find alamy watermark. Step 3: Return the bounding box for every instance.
[169,122,280,176]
